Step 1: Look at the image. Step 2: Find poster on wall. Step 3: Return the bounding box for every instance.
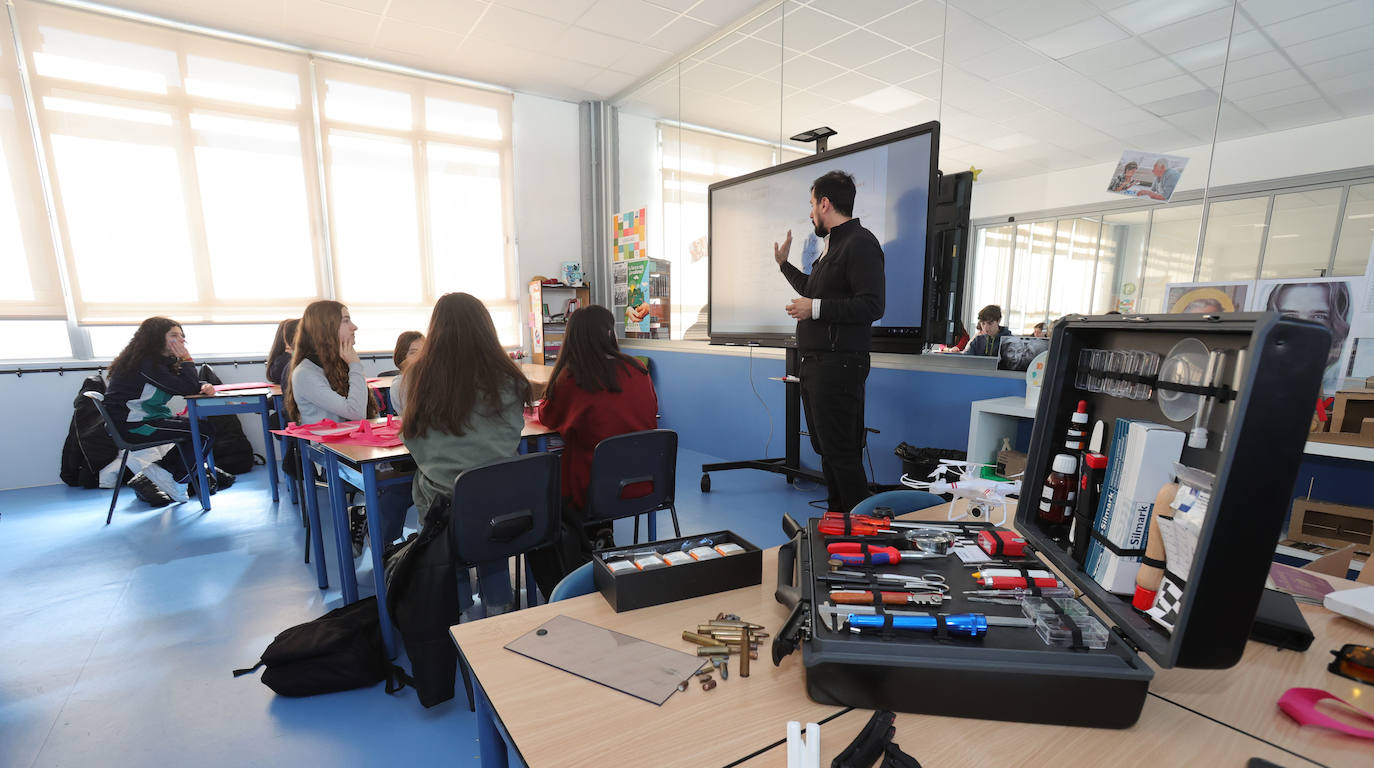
[1343,243,1374,379]
[623,259,652,332]
[1106,150,1188,202]
[1164,282,1251,314]
[1251,277,1364,393]
[613,208,646,262]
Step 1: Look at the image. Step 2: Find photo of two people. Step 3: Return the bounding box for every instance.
[1107,150,1188,202]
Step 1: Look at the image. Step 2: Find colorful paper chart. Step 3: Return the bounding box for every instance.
[613,207,646,262]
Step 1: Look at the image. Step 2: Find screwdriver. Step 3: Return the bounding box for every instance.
[964,587,1074,599]
[831,590,945,606]
[971,569,1063,589]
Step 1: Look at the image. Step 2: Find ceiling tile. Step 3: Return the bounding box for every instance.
[1024,15,1128,59]
[1302,48,1374,83]
[610,41,675,74]
[1168,39,1227,72]
[900,71,943,99]
[374,18,466,56]
[578,0,678,39]
[1139,6,1233,54]
[985,0,1099,40]
[472,4,568,49]
[724,75,783,105]
[1092,57,1184,90]
[817,70,886,98]
[711,36,784,73]
[556,25,642,68]
[1328,86,1374,117]
[491,0,598,24]
[688,0,771,26]
[1060,36,1154,75]
[780,5,857,52]
[1141,88,1218,117]
[648,0,702,13]
[781,54,847,87]
[1264,2,1374,47]
[648,16,716,53]
[1224,28,1272,60]
[1284,23,1374,67]
[960,43,1049,81]
[738,10,785,44]
[1221,50,1288,82]
[1080,104,1157,129]
[1193,64,1224,89]
[943,15,1016,63]
[319,0,389,11]
[385,0,487,34]
[584,68,641,97]
[1121,73,1206,103]
[1240,0,1343,27]
[915,37,945,60]
[782,89,841,120]
[680,61,749,91]
[1213,103,1265,140]
[867,1,946,47]
[858,48,941,85]
[1233,84,1321,114]
[1105,0,1228,35]
[808,0,911,26]
[1249,97,1340,131]
[1223,67,1306,100]
[283,0,381,46]
[812,28,902,70]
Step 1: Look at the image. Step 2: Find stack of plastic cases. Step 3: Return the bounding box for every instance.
[776,312,1328,728]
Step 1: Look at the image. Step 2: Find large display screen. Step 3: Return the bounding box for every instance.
[708,123,938,346]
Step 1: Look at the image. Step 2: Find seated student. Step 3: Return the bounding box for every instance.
[102,317,224,504]
[1032,321,1048,339]
[531,305,658,595]
[401,293,529,615]
[265,318,299,386]
[962,304,1013,357]
[286,300,404,556]
[384,330,424,416]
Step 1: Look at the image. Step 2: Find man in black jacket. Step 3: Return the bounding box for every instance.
[775,170,884,514]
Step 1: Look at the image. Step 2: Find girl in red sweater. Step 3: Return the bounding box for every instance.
[532,305,658,595]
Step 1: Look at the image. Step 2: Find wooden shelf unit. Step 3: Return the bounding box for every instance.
[529,279,590,365]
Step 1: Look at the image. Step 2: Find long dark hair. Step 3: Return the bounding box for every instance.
[285,300,376,422]
[402,293,530,438]
[110,317,182,379]
[393,330,424,370]
[545,305,646,400]
[268,317,299,364]
[1266,282,1351,368]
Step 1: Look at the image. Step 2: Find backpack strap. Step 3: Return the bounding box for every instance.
[232,660,265,678]
[386,664,413,695]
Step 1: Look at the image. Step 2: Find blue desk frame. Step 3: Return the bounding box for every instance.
[186,390,280,512]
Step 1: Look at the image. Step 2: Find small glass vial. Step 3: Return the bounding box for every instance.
[1065,400,1090,451]
[1038,453,1078,539]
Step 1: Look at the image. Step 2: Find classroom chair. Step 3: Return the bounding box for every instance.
[549,561,595,602]
[585,429,680,544]
[83,391,202,525]
[448,451,561,709]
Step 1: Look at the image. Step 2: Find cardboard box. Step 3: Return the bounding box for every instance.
[1287,498,1374,551]
[592,530,762,612]
[996,449,1027,479]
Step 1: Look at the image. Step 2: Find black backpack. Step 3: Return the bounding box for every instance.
[196,364,263,475]
[234,596,405,697]
[60,375,119,488]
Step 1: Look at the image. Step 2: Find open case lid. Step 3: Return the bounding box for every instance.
[1015,312,1329,669]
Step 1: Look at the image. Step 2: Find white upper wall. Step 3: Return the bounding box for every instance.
[970,114,1374,221]
[512,93,582,352]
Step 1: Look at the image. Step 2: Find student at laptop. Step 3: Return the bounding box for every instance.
[963,304,1013,357]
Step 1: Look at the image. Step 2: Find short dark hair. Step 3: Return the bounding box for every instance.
[811,170,856,217]
[977,305,1002,324]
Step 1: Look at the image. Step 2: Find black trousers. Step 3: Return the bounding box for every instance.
[799,351,871,513]
[117,417,215,485]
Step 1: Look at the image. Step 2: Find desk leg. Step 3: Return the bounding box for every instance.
[325,451,359,603]
[362,463,397,659]
[258,396,280,502]
[300,440,328,589]
[187,401,212,512]
[474,678,509,768]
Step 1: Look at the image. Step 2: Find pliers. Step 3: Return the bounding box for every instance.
[826,542,905,565]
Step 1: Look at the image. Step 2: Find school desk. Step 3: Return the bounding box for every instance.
[184,388,280,512]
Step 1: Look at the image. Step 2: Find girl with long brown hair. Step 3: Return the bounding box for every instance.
[531,304,657,595]
[402,292,529,615]
[284,300,376,425]
[102,317,221,505]
[266,317,299,386]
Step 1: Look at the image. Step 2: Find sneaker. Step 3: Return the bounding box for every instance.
[349,505,367,558]
[128,472,172,507]
[142,463,190,503]
[213,467,236,491]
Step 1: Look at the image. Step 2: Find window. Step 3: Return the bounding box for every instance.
[1139,205,1200,314]
[659,125,791,340]
[968,225,1014,325]
[1097,211,1148,314]
[1334,183,1374,277]
[1046,218,1100,327]
[1199,197,1266,282]
[316,61,517,344]
[1262,189,1341,279]
[18,1,323,324]
[0,9,64,317]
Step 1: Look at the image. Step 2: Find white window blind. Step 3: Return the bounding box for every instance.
[315,61,518,344]
[17,0,324,324]
[0,7,64,318]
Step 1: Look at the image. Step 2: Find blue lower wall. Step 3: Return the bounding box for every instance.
[637,347,1025,484]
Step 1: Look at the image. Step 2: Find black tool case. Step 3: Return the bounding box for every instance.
[773,312,1329,728]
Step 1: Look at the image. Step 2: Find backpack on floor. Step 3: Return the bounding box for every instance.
[61,375,118,488]
[196,364,263,475]
[233,596,404,697]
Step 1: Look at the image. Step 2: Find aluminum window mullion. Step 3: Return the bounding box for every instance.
[306,56,336,300]
[1328,183,1349,276]
[1192,200,1209,282]
[1253,195,1275,281]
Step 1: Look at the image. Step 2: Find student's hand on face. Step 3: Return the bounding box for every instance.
[774,230,793,266]
[168,337,190,361]
[340,339,361,365]
[199,382,216,396]
[785,297,813,320]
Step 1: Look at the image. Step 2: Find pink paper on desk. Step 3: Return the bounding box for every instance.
[271,415,404,448]
[1269,563,1336,600]
[212,382,272,391]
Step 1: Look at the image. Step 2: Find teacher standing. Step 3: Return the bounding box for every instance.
[775,170,885,514]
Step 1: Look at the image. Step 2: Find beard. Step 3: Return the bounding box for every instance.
[813,221,828,237]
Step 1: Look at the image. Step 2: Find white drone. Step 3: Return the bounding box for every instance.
[899,459,1022,526]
